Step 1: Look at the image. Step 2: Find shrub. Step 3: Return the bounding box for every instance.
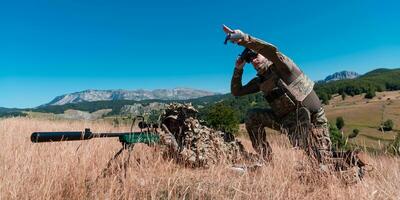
[320,92,330,105]
[381,119,394,131]
[348,128,359,138]
[341,92,346,100]
[365,88,376,99]
[203,103,240,135]
[336,117,345,130]
[329,123,347,150]
[147,109,162,124]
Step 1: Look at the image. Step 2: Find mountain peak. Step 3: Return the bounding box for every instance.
[322,71,360,83]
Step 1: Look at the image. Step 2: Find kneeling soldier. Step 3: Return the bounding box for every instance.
[223,25,332,165]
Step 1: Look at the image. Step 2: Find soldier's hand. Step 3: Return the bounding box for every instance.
[235,57,245,70]
[223,24,248,44]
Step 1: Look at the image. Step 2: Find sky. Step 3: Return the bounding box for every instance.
[1,0,400,108]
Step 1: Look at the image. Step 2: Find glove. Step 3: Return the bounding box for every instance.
[223,24,248,44]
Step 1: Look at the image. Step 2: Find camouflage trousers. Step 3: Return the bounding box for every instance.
[245,107,332,165]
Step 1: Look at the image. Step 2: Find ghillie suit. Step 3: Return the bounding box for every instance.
[159,103,259,168]
[332,150,370,184]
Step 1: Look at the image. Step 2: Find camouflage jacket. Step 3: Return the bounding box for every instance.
[231,35,322,118]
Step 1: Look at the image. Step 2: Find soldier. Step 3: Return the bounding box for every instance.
[223,25,333,166]
[159,103,257,168]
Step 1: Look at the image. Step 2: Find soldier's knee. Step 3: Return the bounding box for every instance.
[245,109,259,125]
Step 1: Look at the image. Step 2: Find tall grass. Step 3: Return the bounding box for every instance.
[0,117,399,199]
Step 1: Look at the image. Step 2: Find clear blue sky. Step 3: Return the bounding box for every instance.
[1,0,400,108]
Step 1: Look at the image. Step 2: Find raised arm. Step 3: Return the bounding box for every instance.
[223,25,302,83]
[231,67,260,97]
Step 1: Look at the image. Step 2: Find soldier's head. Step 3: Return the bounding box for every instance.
[250,54,270,73]
[240,48,270,74]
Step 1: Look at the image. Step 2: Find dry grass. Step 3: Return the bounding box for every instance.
[1,117,400,200]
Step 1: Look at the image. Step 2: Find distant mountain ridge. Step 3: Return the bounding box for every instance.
[315,68,400,99]
[321,71,360,83]
[45,88,219,106]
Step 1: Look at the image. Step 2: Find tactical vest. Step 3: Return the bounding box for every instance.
[259,67,315,119]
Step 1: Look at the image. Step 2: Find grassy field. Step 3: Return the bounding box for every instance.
[1,117,400,199]
[324,91,400,151]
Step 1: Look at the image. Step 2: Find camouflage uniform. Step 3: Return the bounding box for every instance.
[159,103,259,168]
[231,35,332,165]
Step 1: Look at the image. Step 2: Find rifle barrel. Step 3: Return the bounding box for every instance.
[31,131,93,143]
[31,130,145,143]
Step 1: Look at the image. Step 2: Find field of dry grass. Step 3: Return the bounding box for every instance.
[1,117,400,199]
[325,91,400,150]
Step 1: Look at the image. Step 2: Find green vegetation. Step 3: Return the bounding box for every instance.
[329,123,348,150]
[341,92,346,100]
[381,119,394,131]
[320,92,330,105]
[0,112,27,118]
[0,108,26,118]
[365,88,376,99]
[201,103,240,135]
[147,109,162,124]
[348,129,360,139]
[315,68,400,100]
[336,117,345,130]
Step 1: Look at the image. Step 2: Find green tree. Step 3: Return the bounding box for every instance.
[320,92,330,105]
[365,88,376,99]
[381,119,394,131]
[341,92,346,100]
[203,103,240,135]
[336,116,345,130]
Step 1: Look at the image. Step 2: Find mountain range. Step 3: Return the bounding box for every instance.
[45,88,219,106]
[46,71,359,106]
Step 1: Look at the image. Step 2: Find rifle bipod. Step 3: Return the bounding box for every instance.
[96,143,136,182]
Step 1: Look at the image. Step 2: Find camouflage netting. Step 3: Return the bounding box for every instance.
[159,103,258,168]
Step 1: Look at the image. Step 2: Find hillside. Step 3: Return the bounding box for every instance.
[315,68,400,98]
[0,107,26,117]
[324,91,400,151]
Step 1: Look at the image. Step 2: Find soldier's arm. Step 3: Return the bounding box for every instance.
[238,36,302,82]
[238,36,278,62]
[231,68,260,96]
